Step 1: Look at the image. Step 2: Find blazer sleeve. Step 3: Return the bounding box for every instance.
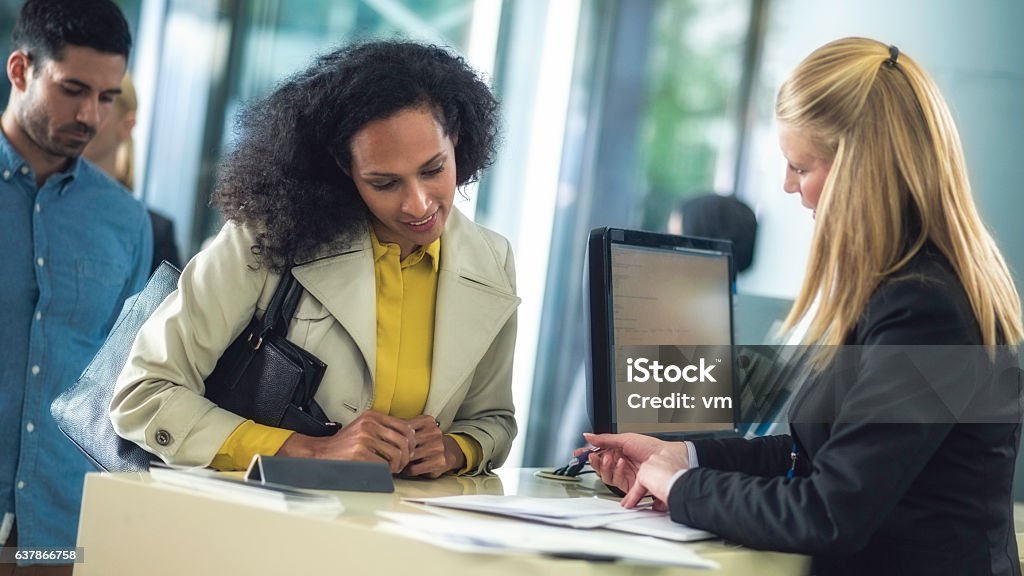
[110,221,275,466]
[668,276,971,554]
[690,435,794,477]
[446,236,518,475]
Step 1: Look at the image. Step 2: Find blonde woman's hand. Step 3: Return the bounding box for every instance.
[620,450,690,511]
[277,410,415,473]
[583,432,687,496]
[400,415,465,478]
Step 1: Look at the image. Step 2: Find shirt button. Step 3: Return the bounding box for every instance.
[26,422,34,433]
[154,430,173,446]
[17,481,24,490]
[36,257,44,267]
[20,165,29,175]
[31,365,40,376]
[35,311,41,321]
[35,203,41,213]
[2,170,9,180]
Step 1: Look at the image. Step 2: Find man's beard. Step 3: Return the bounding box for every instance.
[19,104,94,159]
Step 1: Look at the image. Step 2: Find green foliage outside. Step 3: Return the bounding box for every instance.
[639,0,745,231]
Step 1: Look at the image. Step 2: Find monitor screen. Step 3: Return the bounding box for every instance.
[587,228,737,437]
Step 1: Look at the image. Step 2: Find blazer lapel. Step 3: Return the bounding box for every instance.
[291,234,377,382]
[425,209,520,415]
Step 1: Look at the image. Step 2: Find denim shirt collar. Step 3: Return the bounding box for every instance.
[0,125,82,190]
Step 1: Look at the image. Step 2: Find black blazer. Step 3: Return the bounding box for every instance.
[672,246,1021,575]
[148,209,181,274]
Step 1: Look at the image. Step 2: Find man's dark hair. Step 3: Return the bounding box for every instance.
[213,40,500,271]
[12,0,132,65]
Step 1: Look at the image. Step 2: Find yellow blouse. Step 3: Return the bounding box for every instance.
[369,228,438,417]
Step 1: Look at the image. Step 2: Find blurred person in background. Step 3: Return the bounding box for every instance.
[85,73,182,273]
[671,193,758,273]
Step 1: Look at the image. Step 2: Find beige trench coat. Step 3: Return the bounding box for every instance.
[111,208,519,475]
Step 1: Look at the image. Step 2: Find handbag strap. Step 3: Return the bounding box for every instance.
[260,266,303,336]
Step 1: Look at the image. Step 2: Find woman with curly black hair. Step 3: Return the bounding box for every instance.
[111,40,519,478]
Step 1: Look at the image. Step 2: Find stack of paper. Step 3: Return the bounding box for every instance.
[376,512,718,569]
[602,513,715,542]
[405,494,713,541]
[405,494,644,528]
[148,464,344,519]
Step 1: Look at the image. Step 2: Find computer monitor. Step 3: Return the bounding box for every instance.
[585,227,738,438]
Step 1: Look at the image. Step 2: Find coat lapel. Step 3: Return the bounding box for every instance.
[286,210,520,416]
[425,209,520,415]
[291,234,377,383]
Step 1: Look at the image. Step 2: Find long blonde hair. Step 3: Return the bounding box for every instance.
[777,37,1022,351]
[113,73,137,190]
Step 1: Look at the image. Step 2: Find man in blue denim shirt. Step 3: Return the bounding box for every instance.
[0,1,151,572]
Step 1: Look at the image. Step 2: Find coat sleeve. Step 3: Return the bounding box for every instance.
[110,221,275,466]
[690,435,794,477]
[446,236,518,475]
[668,277,972,554]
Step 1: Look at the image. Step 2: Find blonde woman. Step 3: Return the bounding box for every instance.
[84,74,181,271]
[84,73,136,188]
[587,38,1023,574]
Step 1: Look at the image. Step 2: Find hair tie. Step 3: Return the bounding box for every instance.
[885,45,900,68]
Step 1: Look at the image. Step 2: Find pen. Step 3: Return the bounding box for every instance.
[573,447,602,469]
[553,447,603,477]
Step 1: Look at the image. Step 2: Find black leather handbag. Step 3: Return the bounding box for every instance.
[50,261,337,473]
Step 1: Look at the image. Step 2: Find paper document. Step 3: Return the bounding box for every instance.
[148,464,343,519]
[405,494,647,519]
[405,494,714,540]
[602,512,714,542]
[377,512,717,569]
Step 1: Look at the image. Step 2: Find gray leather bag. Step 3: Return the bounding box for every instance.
[50,261,335,473]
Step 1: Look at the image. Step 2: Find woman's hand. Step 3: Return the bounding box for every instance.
[277,410,415,473]
[621,450,689,510]
[583,432,668,493]
[400,415,465,478]
[583,432,689,502]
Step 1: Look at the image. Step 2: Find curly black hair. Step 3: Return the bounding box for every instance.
[212,40,500,271]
